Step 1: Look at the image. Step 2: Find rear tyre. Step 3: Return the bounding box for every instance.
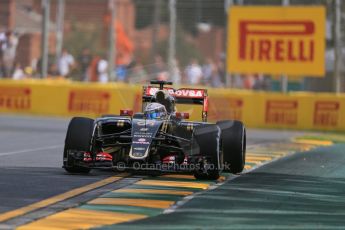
[63,117,94,173]
[217,120,246,174]
[193,124,221,180]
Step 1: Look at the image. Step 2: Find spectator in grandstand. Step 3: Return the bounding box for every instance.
[185,59,202,85]
[233,74,244,89]
[216,60,226,86]
[36,53,56,78]
[87,55,100,82]
[115,53,131,82]
[170,58,181,86]
[12,63,25,80]
[1,31,18,78]
[78,48,92,81]
[58,48,75,77]
[97,57,108,83]
[210,64,224,88]
[151,55,168,81]
[0,32,5,78]
[243,74,255,89]
[48,63,60,77]
[128,62,148,84]
[202,58,215,86]
[24,66,33,78]
[253,74,271,91]
[116,65,127,82]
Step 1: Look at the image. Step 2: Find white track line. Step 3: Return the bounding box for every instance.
[0,145,63,157]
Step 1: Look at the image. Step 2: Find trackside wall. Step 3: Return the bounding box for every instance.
[0,80,344,131]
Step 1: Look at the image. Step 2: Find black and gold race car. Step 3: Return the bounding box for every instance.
[63,81,246,180]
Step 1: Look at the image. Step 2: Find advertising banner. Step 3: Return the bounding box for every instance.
[0,80,344,131]
[228,6,326,77]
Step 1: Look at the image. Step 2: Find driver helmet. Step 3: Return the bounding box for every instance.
[144,102,168,119]
[154,90,175,114]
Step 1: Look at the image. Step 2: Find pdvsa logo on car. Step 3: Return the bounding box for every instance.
[228,6,325,76]
[68,90,110,114]
[146,87,204,98]
[174,89,204,98]
[0,87,31,111]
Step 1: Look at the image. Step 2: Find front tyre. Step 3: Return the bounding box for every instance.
[63,117,94,173]
[217,120,246,174]
[193,124,221,180]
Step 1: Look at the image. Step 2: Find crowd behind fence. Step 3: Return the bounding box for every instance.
[0,0,344,92]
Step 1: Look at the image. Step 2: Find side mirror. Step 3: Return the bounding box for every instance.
[120,109,133,116]
[175,112,189,119]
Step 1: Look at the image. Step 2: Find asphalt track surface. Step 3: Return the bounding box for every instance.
[1,114,342,229]
[0,115,115,215]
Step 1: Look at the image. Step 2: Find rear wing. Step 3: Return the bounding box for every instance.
[142,85,209,122]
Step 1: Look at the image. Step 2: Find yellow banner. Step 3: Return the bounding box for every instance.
[227,6,326,77]
[0,80,344,131]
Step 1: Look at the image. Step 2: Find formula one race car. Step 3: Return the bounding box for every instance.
[63,81,246,180]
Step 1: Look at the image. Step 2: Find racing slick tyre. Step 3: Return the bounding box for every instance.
[63,117,94,173]
[216,120,246,174]
[193,124,221,180]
